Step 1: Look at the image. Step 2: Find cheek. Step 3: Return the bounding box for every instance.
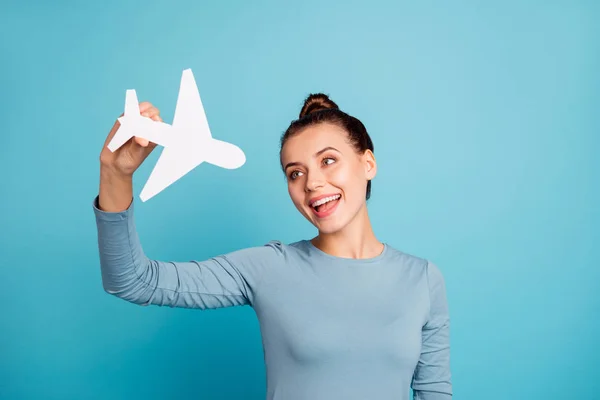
[288,183,305,207]
[329,163,363,192]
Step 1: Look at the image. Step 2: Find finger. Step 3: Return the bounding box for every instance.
[135,137,149,147]
[138,102,154,113]
[134,112,162,147]
[132,135,158,162]
[140,104,160,119]
[104,103,156,150]
[141,107,160,119]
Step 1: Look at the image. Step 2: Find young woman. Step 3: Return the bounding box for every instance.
[94,93,452,399]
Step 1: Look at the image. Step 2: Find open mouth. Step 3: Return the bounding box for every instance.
[310,194,341,217]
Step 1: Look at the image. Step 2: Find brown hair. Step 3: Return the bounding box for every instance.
[279,93,375,200]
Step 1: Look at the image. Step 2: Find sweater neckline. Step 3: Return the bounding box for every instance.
[303,239,389,265]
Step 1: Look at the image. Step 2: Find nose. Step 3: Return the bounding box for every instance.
[304,169,325,192]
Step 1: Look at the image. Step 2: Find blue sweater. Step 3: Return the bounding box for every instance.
[93,197,452,399]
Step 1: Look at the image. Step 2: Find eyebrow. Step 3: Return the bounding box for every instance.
[283,146,340,171]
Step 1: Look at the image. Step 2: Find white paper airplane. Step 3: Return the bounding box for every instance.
[107,68,246,202]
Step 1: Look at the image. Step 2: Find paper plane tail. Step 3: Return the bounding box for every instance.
[107,118,134,152]
[124,89,139,117]
[107,90,140,152]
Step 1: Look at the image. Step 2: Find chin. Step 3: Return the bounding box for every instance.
[314,203,366,236]
[314,220,344,235]
[307,210,349,235]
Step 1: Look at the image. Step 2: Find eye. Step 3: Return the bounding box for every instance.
[289,170,304,180]
[322,157,336,166]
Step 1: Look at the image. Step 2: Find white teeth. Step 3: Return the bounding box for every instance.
[312,194,341,207]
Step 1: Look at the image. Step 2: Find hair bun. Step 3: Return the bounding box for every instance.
[299,93,339,118]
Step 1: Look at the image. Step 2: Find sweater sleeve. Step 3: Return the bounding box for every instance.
[92,196,283,309]
[411,261,453,399]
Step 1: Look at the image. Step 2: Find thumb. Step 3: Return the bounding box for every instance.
[134,114,162,159]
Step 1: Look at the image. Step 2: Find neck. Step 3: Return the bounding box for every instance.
[311,203,383,259]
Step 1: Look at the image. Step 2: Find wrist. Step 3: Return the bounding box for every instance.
[99,164,134,212]
[100,163,132,182]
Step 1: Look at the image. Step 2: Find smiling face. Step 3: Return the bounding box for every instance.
[280,122,377,234]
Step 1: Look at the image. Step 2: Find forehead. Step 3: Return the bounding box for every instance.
[281,123,351,162]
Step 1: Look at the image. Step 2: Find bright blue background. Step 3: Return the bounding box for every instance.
[1,1,598,399]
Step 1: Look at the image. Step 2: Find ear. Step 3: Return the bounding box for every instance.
[363,149,377,180]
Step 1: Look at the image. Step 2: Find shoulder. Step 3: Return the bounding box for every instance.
[383,244,447,284]
[261,239,308,255]
[383,244,429,273]
[221,239,310,262]
[263,239,316,262]
[384,246,449,314]
[384,244,427,265]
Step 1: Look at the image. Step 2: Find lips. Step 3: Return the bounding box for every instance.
[309,193,340,207]
[309,193,341,218]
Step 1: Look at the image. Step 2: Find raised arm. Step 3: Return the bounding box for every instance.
[95,102,281,309]
[93,196,282,308]
[411,261,453,399]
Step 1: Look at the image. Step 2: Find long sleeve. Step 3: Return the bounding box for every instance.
[412,261,452,399]
[93,196,283,309]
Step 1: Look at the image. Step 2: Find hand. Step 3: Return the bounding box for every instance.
[99,102,162,177]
